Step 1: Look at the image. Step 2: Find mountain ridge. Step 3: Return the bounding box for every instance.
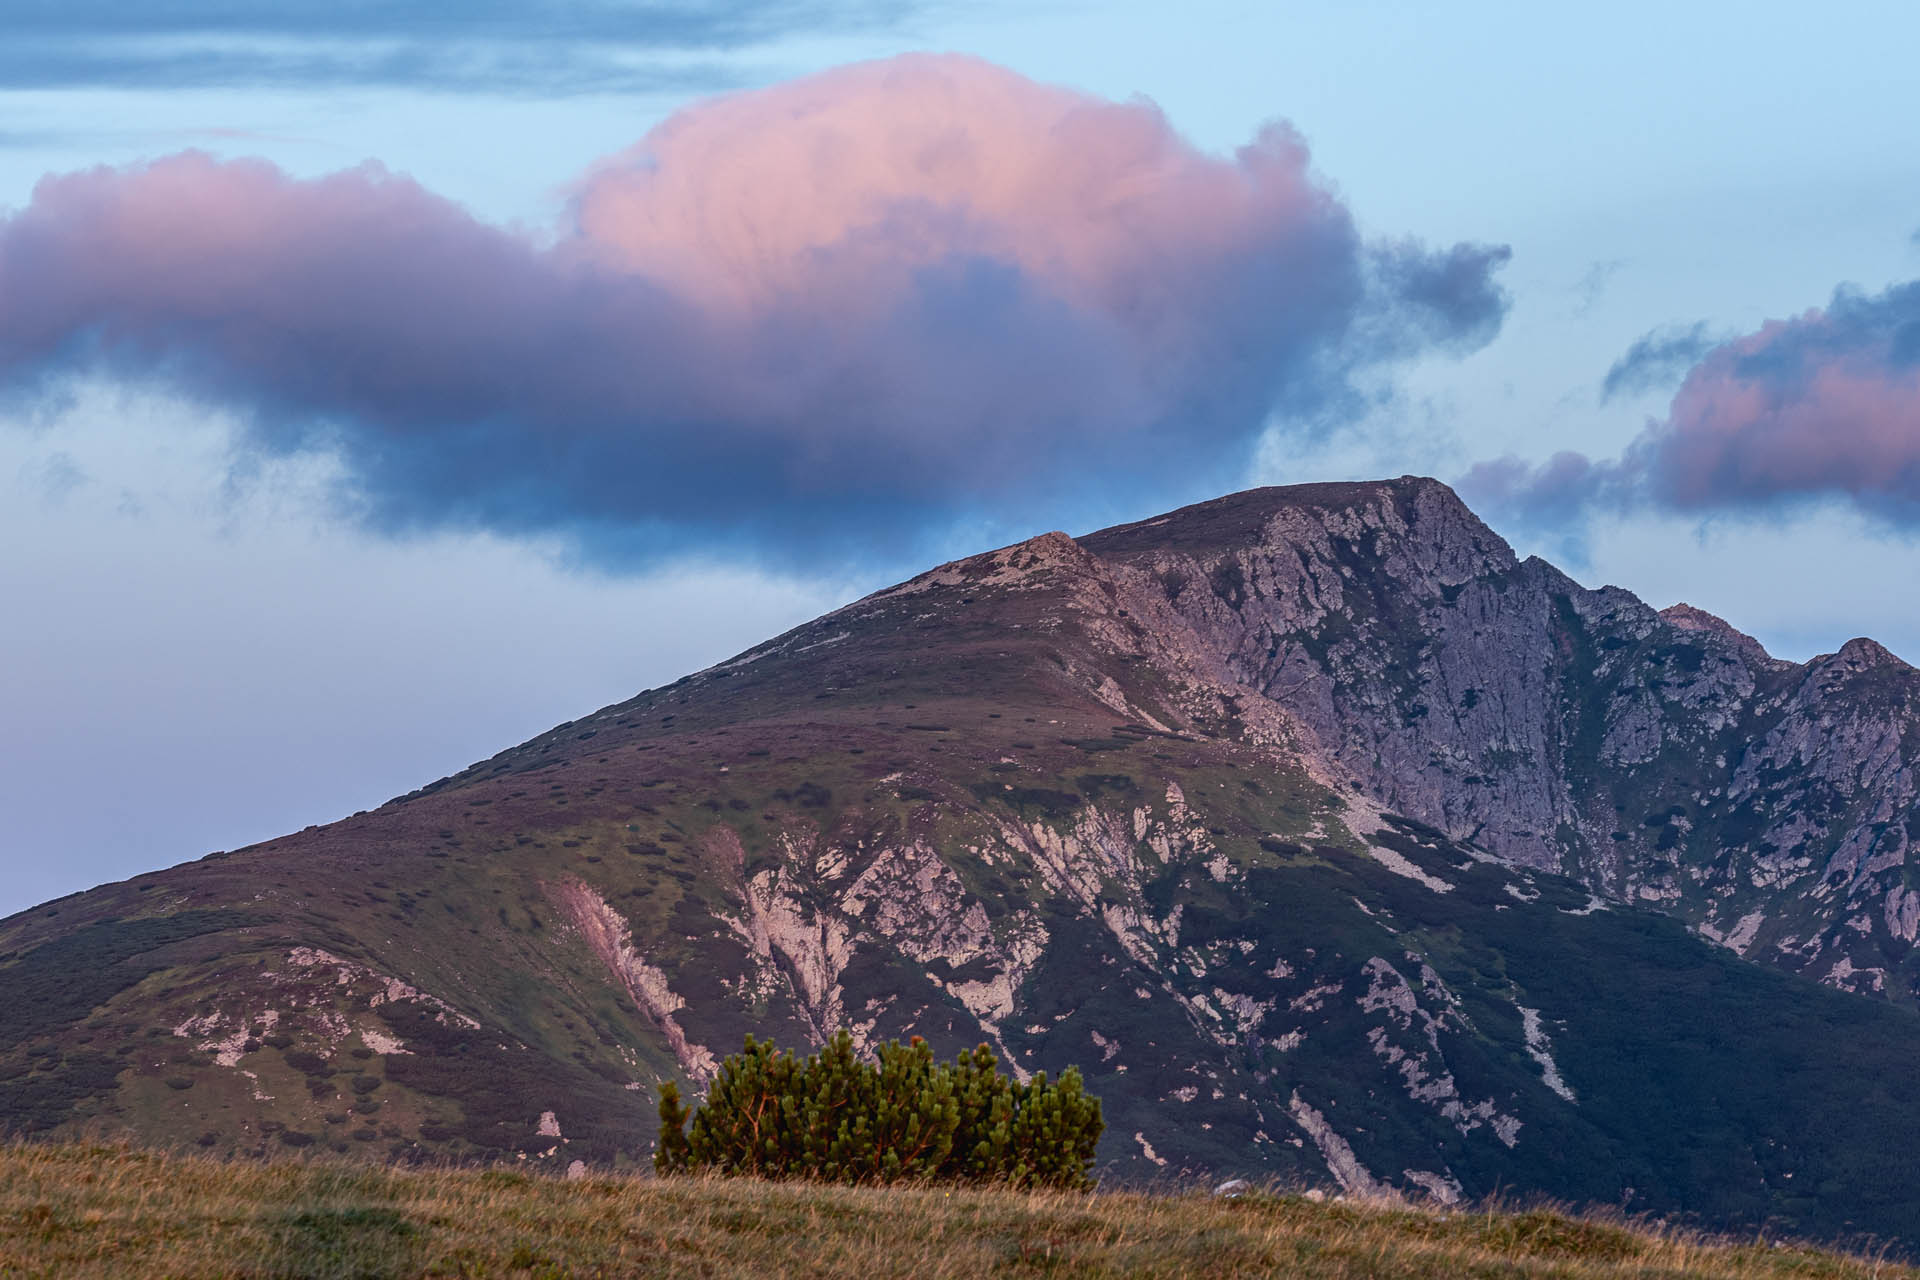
[6,475,1920,1243]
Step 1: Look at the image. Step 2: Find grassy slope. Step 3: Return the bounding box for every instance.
[0,1143,1906,1280]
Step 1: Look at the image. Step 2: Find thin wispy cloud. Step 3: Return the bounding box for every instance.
[16,449,87,503]
[0,124,331,155]
[1571,258,1623,318]
[0,128,73,148]
[0,54,1509,567]
[1599,321,1717,402]
[0,0,922,94]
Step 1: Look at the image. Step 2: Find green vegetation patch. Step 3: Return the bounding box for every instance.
[1058,737,1135,753]
[658,1032,1102,1189]
[970,781,1083,820]
[375,1002,650,1163]
[0,1052,124,1135]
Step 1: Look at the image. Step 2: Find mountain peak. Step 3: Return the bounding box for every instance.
[1079,476,1519,598]
[869,526,1101,603]
[1831,635,1910,672]
[1658,602,1776,666]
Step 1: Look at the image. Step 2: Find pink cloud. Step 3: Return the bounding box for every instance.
[1650,314,1920,512]
[575,57,1334,322]
[1463,280,1920,529]
[0,54,1507,562]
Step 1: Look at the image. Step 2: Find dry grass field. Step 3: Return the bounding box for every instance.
[0,1142,1910,1279]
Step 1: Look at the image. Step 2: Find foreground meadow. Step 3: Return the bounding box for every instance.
[0,1142,1908,1279]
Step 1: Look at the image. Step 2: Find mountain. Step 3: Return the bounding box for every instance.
[6,477,1920,1243]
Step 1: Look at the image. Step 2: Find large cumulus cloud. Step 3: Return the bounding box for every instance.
[0,53,1509,563]
[1464,279,1920,529]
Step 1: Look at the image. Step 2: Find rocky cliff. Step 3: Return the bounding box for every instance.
[1078,480,1920,1000]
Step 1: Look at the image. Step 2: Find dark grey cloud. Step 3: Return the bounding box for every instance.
[1458,451,1611,527]
[2,0,906,42]
[0,1,919,94]
[0,56,1508,569]
[0,44,753,98]
[1600,321,1716,402]
[1366,239,1512,353]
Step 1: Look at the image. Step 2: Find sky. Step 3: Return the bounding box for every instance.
[3,0,1918,916]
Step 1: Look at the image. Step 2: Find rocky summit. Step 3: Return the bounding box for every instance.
[7,477,1920,1243]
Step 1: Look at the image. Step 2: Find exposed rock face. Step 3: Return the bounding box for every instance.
[6,475,1920,1244]
[549,879,716,1081]
[1079,479,1920,1003]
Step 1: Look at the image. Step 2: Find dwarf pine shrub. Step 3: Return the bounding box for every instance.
[655,1031,1102,1189]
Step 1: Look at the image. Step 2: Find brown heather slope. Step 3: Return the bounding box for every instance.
[6,478,1920,1245]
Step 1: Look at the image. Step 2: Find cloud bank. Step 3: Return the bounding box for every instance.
[1465,278,1920,530]
[0,54,1508,563]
